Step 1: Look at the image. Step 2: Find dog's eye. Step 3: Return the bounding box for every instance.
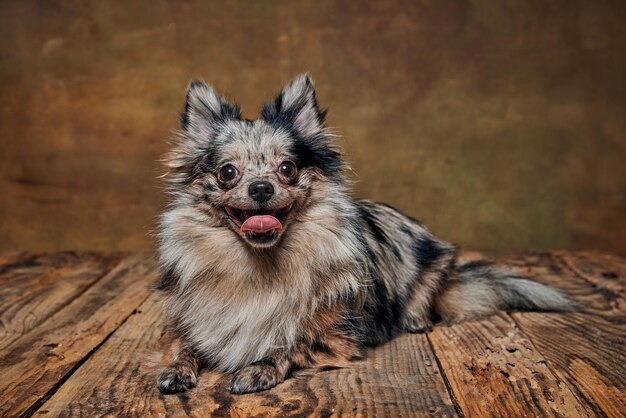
[218,164,239,183]
[278,161,297,179]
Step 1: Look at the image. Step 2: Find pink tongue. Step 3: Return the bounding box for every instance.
[241,215,283,234]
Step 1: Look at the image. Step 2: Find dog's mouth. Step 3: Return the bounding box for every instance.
[224,204,293,242]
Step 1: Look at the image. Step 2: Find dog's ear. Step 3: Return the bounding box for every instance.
[181,80,241,138]
[261,74,327,138]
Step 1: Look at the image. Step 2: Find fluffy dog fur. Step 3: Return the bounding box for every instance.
[156,75,574,394]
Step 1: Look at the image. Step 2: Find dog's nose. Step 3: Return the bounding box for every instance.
[248,181,274,203]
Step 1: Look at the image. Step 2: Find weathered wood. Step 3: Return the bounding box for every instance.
[0,252,123,350]
[0,252,157,417]
[493,251,623,317]
[512,312,625,418]
[0,252,69,282]
[1,250,625,417]
[38,295,459,417]
[429,312,589,417]
[0,251,28,269]
[558,251,625,301]
[503,252,626,417]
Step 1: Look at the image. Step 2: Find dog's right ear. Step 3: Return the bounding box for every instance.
[180,80,241,138]
[261,74,327,139]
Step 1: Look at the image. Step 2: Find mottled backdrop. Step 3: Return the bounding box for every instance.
[1,0,625,255]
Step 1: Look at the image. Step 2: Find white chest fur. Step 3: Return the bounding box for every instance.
[158,205,363,372]
[168,275,313,372]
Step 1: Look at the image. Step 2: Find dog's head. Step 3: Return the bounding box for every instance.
[164,75,345,248]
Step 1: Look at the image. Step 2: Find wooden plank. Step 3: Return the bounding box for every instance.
[492,251,623,317]
[511,312,625,418]
[0,252,124,350]
[502,252,626,418]
[558,251,625,300]
[0,252,119,284]
[0,250,28,268]
[0,252,157,417]
[428,311,589,417]
[38,294,459,417]
[0,252,63,282]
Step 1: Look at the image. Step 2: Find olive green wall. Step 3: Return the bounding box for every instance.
[1,0,625,255]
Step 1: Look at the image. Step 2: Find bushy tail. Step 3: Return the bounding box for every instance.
[434,260,576,324]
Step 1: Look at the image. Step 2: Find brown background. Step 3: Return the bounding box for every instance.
[1,0,625,255]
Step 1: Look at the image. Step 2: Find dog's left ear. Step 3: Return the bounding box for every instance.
[261,74,327,138]
[181,80,241,140]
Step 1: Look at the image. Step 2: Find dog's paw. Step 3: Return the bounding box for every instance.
[158,366,197,394]
[403,315,433,334]
[230,364,281,394]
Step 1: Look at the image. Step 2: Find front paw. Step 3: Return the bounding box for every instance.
[158,366,197,394]
[230,364,282,394]
[404,315,433,334]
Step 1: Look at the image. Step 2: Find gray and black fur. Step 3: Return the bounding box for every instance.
[156,74,575,395]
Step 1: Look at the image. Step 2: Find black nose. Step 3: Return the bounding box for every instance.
[248,181,274,202]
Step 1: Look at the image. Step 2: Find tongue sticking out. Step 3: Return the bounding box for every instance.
[240,215,283,234]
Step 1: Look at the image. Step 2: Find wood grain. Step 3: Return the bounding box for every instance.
[0,250,624,417]
[0,252,80,282]
[558,251,625,302]
[0,251,28,268]
[512,312,625,418]
[492,251,623,317]
[429,312,589,417]
[0,252,123,350]
[39,295,459,417]
[502,252,626,417]
[0,252,157,417]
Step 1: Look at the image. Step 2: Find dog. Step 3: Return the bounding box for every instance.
[155,74,574,394]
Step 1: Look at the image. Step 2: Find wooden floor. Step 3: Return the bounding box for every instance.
[0,251,624,417]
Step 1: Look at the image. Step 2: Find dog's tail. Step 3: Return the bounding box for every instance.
[433,260,576,324]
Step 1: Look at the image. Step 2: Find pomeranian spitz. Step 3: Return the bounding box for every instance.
[155,75,574,394]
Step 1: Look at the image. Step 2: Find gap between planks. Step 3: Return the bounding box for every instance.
[509,251,626,417]
[425,333,466,418]
[21,306,142,418]
[0,252,127,351]
[426,250,626,418]
[2,250,624,417]
[37,293,459,417]
[0,251,158,418]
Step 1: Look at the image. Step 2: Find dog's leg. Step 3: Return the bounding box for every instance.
[403,250,455,333]
[229,351,292,394]
[230,329,362,394]
[158,343,203,394]
[402,270,440,333]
